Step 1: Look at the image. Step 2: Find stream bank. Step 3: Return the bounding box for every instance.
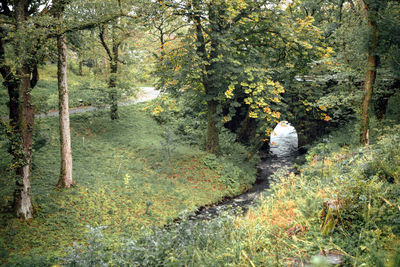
[187,151,300,221]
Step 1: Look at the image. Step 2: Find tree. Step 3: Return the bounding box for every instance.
[358,0,399,144]
[69,0,146,120]
[0,0,44,219]
[53,0,75,187]
[360,0,379,144]
[98,20,132,120]
[301,0,400,144]
[0,0,122,219]
[146,3,186,61]
[156,0,329,154]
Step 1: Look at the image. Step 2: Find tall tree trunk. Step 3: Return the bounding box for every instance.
[206,100,219,154]
[99,25,120,120]
[57,34,75,188]
[192,3,220,154]
[109,40,119,120]
[13,65,35,219]
[360,0,378,145]
[1,3,36,219]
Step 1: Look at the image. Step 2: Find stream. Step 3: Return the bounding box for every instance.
[187,152,298,221]
[187,121,300,221]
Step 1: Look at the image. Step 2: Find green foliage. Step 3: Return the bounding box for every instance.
[28,64,139,114]
[203,151,256,195]
[145,92,208,148]
[217,162,245,195]
[386,93,400,123]
[64,210,244,267]
[0,103,257,265]
[154,0,331,146]
[62,123,400,266]
[160,128,178,170]
[63,226,118,266]
[147,90,259,195]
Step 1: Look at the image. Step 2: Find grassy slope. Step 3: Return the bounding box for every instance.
[233,124,400,266]
[100,124,399,267]
[0,70,248,264]
[0,64,147,117]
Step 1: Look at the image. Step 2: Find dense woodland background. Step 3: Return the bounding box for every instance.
[0,0,399,266]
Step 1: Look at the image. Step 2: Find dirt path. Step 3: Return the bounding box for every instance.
[35,87,159,118]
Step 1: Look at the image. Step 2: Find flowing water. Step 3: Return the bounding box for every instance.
[188,122,300,220]
[187,153,298,220]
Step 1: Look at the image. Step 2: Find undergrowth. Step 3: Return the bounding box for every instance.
[60,124,400,266]
[0,103,257,265]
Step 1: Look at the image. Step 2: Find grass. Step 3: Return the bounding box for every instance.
[0,63,152,117]
[0,98,251,265]
[231,124,400,266]
[0,63,257,265]
[67,122,400,267]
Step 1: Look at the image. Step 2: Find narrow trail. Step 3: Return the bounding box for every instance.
[35,87,158,118]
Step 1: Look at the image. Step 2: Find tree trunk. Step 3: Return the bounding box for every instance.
[109,34,119,120]
[361,1,378,145]
[13,65,35,219]
[1,5,36,220]
[98,25,119,120]
[206,100,219,154]
[78,59,83,76]
[109,58,119,120]
[57,34,75,188]
[192,4,220,154]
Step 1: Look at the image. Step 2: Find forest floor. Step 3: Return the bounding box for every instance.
[0,66,257,265]
[0,64,156,118]
[35,86,159,118]
[0,104,245,264]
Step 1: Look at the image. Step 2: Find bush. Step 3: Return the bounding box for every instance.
[63,211,244,267]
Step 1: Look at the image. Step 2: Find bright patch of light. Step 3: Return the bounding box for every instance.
[270,121,298,157]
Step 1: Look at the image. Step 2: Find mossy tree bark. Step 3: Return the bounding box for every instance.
[1,58,36,220]
[0,3,38,219]
[360,0,378,145]
[13,65,35,219]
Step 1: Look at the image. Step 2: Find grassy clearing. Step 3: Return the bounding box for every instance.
[0,104,248,265]
[0,64,148,117]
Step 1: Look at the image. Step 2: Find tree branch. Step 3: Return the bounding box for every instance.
[99,26,113,62]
